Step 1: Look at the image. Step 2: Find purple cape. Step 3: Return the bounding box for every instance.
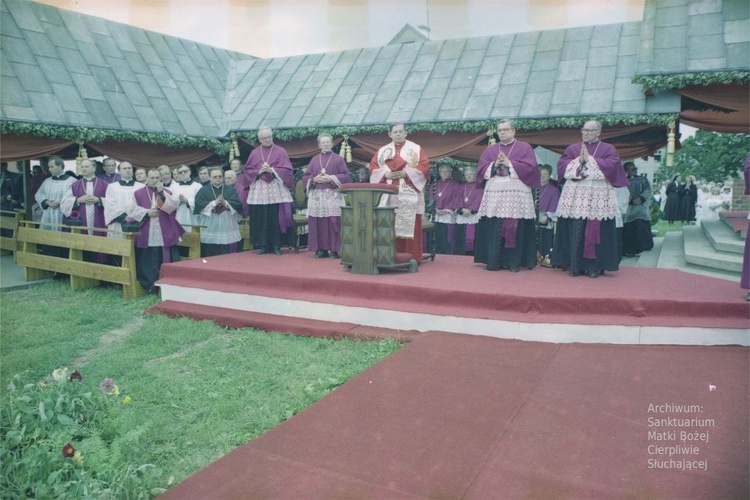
[69,177,108,234]
[476,140,541,189]
[539,183,561,213]
[557,141,628,187]
[428,179,461,210]
[242,144,294,190]
[303,152,351,191]
[132,186,185,249]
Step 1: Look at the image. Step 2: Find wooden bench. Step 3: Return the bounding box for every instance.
[177,225,202,260]
[0,210,22,256]
[15,221,147,298]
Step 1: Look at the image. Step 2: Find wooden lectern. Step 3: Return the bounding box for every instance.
[339,183,418,274]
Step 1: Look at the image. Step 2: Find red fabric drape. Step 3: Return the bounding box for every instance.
[0,134,74,161]
[89,140,216,168]
[676,83,749,113]
[679,109,750,134]
[673,82,749,133]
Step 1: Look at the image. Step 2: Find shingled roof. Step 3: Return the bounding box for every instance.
[636,0,749,76]
[2,0,746,144]
[0,0,253,138]
[225,22,679,132]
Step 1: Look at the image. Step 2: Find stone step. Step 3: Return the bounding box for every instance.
[657,231,686,271]
[719,211,748,238]
[700,218,745,254]
[683,226,743,273]
[634,236,662,268]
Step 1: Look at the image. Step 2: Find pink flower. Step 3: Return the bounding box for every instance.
[62,443,76,458]
[69,371,82,382]
[99,378,117,394]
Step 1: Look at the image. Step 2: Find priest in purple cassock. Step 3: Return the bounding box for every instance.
[61,159,108,236]
[474,119,540,271]
[61,159,109,264]
[454,166,484,255]
[242,127,295,255]
[425,163,461,255]
[535,164,560,266]
[552,120,629,278]
[128,169,184,293]
[303,133,351,259]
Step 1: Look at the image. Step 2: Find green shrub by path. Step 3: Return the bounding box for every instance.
[1,281,402,495]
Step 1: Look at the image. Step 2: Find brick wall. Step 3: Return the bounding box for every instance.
[732,177,749,211]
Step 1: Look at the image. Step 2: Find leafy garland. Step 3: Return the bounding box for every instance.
[632,71,750,93]
[0,121,229,155]
[239,113,679,142]
[2,112,679,155]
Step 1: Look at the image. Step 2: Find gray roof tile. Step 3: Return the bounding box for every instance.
[162,87,191,112]
[44,24,77,50]
[2,35,34,64]
[134,73,165,99]
[71,73,106,100]
[520,91,553,116]
[132,105,162,130]
[35,56,73,85]
[3,104,37,120]
[50,83,86,112]
[118,80,150,107]
[116,117,144,131]
[1,5,23,38]
[105,56,139,83]
[22,30,56,57]
[56,46,91,75]
[102,91,137,119]
[84,99,119,127]
[11,62,51,93]
[10,0,44,33]
[584,66,617,90]
[123,51,150,75]
[90,66,119,93]
[580,88,615,113]
[463,94,494,119]
[0,77,29,107]
[591,25,621,47]
[411,97,443,121]
[61,11,95,44]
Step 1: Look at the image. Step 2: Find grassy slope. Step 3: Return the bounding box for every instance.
[0,281,401,484]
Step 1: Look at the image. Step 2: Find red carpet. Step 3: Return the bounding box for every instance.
[160,332,749,499]
[152,251,749,330]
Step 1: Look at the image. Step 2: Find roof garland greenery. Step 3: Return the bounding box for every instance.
[2,113,678,155]
[241,113,679,142]
[0,121,229,155]
[632,71,750,93]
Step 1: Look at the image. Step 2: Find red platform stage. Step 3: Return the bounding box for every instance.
[151,251,749,498]
[151,251,748,345]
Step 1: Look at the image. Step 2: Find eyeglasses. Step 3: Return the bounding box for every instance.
[581,128,600,133]
[177,169,190,174]
[497,128,513,132]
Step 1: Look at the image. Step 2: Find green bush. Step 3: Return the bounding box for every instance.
[1,369,163,498]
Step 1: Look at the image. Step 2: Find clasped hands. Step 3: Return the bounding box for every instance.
[259,163,273,175]
[314,173,332,184]
[385,170,406,180]
[77,194,99,204]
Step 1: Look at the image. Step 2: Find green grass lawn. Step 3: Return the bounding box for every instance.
[0,281,402,492]
[651,219,688,237]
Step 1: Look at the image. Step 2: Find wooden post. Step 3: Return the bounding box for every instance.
[666,120,676,167]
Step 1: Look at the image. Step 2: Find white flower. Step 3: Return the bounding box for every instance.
[52,367,69,381]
